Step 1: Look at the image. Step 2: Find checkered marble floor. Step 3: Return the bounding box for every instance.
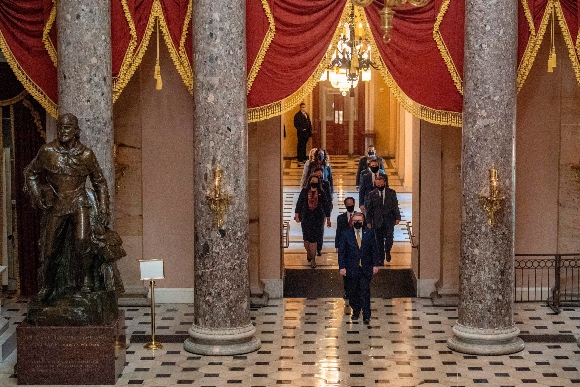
[1,298,578,386]
[283,155,412,268]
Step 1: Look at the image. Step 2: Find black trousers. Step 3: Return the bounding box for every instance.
[297,135,308,161]
[345,272,372,318]
[375,222,395,263]
[317,223,324,253]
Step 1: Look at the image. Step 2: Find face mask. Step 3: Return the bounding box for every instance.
[319,154,325,161]
[377,185,385,191]
[346,205,355,213]
[368,151,375,156]
[353,221,363,229]
[370,166,379,173]
[310,182,319,188]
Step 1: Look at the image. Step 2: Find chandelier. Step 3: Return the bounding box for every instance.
[320,1,377,97]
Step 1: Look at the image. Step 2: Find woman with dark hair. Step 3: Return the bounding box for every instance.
[318,149,334,195]
[294,174,331,268]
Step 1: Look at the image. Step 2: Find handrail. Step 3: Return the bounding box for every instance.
[282,221,290,248]
[405,221,418,248]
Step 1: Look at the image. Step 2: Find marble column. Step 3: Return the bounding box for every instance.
[184,0,260,355]
[57,0,115,205]
[447,0,524,355]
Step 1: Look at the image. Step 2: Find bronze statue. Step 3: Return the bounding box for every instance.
[24,113,124,325]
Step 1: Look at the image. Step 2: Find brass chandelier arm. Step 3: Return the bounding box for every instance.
[381,0,432,42]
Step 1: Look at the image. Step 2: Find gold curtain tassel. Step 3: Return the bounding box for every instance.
[154,18,162,90]
[548,5,556,73]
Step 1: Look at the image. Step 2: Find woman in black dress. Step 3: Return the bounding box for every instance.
[294,174,331,268]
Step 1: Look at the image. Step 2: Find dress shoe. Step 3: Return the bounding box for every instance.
[311,260,316,269]
[363,317,370,325]
[386,254,391,262]
[351,312,360,320]
[317,251,322,256]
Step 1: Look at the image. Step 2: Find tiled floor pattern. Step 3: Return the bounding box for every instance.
[1,298,579,386]
[283,155,412,269]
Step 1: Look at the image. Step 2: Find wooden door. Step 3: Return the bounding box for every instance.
[312,81,366,156]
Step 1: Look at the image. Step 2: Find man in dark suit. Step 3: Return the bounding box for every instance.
[364,175,401,264]
[294,102,312,163]
[356,145,385,190]
[358,158,386,212]
[335,196,356,298]
[338,212,381,325]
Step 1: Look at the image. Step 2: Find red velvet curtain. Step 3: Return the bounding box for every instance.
[366,0,463,114]
[0,1,57,112]
[1,0,579,123]
[247,0,347,108]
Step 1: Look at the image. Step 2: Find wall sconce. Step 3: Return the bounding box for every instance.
[207,167,232,230]
[479,168,505,227]
[380,0,431,42]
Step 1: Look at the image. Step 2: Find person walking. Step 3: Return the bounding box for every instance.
[364,175,401,264]
[295,174,331,268]
[338,212,381,325]
[294,102,312,163]
[335,196,356,298]
[312,167,333,256]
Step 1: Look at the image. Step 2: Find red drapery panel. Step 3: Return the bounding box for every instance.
[247,0,273,91]
[366,0,463,117]
[247,0,347,110]
[0,1,57,115]
[1,0,580,123]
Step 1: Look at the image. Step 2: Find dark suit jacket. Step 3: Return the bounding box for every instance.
[338,227,381,277]
[358,170,386,208]
[295,187,331,221]
[335,211,353,248]
[294,111,312,138]
[356,156,385,186]
[365,187,401,229]
[321,180,333,212]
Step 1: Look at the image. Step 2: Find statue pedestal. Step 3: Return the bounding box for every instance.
[16,311,125,385]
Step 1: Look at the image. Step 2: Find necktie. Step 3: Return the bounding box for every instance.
[348,213,353,227]
[380,191,383,204]
[356,229,361,248]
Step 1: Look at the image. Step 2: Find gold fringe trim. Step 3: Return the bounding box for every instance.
[22,98,47,140]
[177,0,193,92]
[247,0,276,93]
[433,0,463,94]
[0,90,28,107]
[517,0,552,91]
[248,1,351,123]
[42,0,57,66]
[111,0,140,100]
[113,0,193,101]
[0,29,58,118]
[553,1,580,85]
[364,9,462,127]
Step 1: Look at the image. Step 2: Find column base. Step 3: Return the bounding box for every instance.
[447,324,524,355]
[184,323,261,355]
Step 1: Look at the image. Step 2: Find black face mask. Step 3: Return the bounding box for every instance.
[368,151,375,157]
[370,166,379,173]
[353,221,363,229]
[377,185,385,191]
[346,205,355,213]
[310,182,319,188]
